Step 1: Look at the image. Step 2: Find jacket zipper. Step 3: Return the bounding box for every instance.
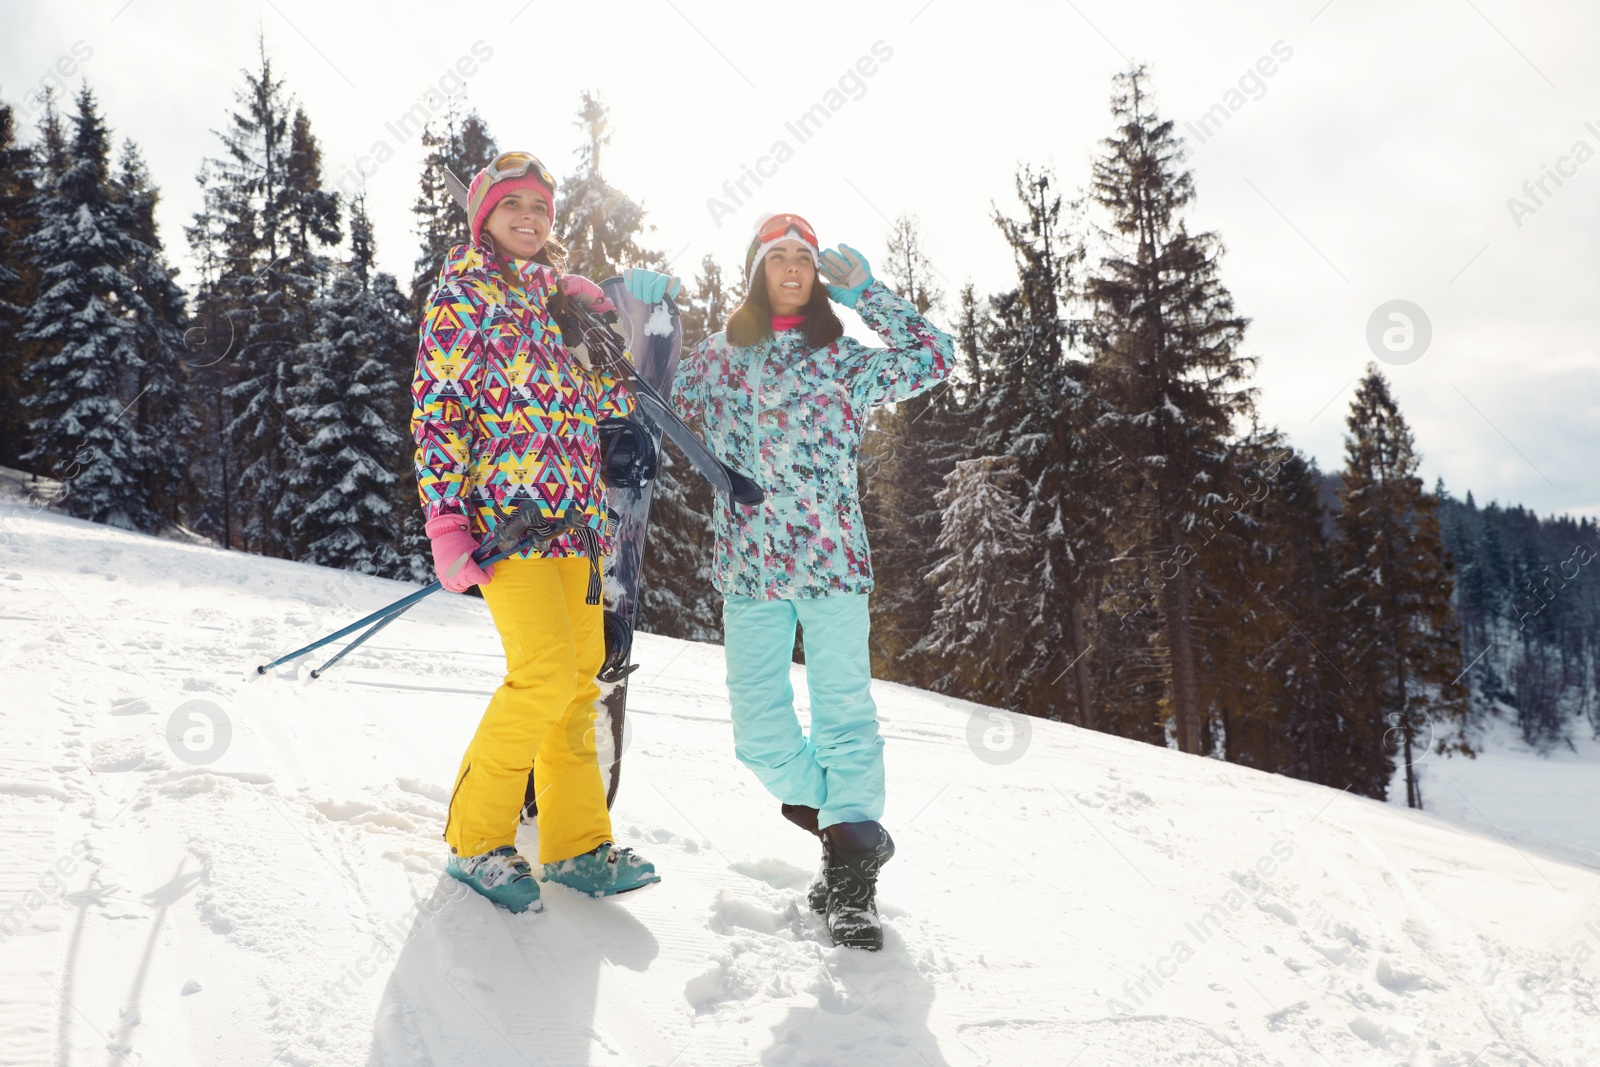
[752,342,767,594]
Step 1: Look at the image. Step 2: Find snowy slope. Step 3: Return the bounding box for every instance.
[2,499,1599,1067]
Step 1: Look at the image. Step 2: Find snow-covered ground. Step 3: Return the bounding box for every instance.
[1414,712,1600,874]
[2,498,1599,1066]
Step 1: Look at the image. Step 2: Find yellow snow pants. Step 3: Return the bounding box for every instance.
[443,554,613,865]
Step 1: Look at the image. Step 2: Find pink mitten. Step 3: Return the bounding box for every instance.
[426,515,493,592]
[559,274,615,314]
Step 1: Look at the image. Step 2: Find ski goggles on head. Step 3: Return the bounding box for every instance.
[468,152,557,219]
[753,212,818,249]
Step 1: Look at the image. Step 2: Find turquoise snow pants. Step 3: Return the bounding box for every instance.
[721,594,885,829]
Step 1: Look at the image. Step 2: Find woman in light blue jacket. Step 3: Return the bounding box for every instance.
[631,212,952,950]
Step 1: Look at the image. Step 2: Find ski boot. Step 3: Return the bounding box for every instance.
[820,821,895,951]
[781,803,830,914]
[447,845,543,914]
[543,842,660,898]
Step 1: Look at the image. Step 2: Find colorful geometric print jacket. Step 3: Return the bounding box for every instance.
[411,243,635,560]
[674,280,954,600]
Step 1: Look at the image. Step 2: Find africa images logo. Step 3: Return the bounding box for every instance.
[165,699,233,766]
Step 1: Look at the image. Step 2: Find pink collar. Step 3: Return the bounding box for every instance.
[771,314,805,332]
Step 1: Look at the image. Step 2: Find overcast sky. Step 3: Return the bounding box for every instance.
[4,0,1597,522]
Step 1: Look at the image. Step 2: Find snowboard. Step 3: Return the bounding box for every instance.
[563,288,764,508]
[524,276,682,817]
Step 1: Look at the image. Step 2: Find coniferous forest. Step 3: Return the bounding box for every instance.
[4,50,1595,812]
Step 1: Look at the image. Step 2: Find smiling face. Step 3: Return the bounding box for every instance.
[763,240,816,315]
[483,190,552,259]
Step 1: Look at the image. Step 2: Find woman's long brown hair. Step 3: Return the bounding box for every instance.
[725,259,845,350]
[479,229,577,338]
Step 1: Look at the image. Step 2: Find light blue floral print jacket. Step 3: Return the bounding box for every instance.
[674,280,954,600]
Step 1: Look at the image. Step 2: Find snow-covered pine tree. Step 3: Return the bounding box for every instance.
[859,215,968,691]
[1431,490,1600,738]
[881,216,944,316]
[1085,65,1255,753]
[115,140,195,528]
[1186,436,1386,791]
[35,87,69,176]
[1440,488,1485,660]
[1273,450,1389,793]
[976,167,1113,727]
[181,163,238,546]
[193,44,341,559]
[17,86,167,530]
[953,283,988,406]
[0,98,42,471]
[1475,506,1516,708]
[919,455,1035,705]
[5,91,70,486]
[410,107,496,319]
[554,92,662,280]
[637,253,728,642]
[1505,528,1567,748]
[263,107,341,557]
[1184,432,1285,763]
[1336,364,1469,808]
[286,195,408,575]
[1434,487,1506,726]
[1460,497,1512,702]
[676,255,734,372]
[187,43,290,551]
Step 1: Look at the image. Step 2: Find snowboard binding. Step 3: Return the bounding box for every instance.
[599,418,657,490]
[599,610,638,684]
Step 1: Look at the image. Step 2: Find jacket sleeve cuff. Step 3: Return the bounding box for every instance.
[829,277,874,309]
[424,512,469,538]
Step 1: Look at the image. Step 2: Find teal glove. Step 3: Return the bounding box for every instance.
[819,244,872,308]
[623,268,681,305]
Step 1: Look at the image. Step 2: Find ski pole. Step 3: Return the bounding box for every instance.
[306,601,407,680]
[247,581,446,680]
[249,506,574,680]
[301,531,546,681]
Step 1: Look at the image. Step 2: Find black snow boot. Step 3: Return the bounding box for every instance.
[820,821,895,951]
[780,804,830,914]
[781,803,821,836]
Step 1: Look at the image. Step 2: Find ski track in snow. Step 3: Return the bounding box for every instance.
[2,498,1600,1066]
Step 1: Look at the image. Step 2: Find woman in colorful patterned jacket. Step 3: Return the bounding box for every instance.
[411,152,661,913]
[634,212,953,950]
